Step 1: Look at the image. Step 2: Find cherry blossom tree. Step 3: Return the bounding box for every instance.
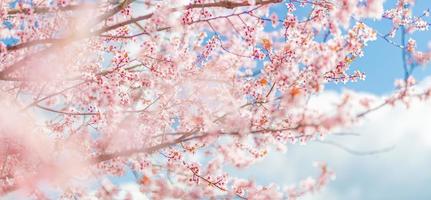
[1,0,431,199]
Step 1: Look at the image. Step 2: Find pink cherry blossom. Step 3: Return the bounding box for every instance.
[0,0,430,199]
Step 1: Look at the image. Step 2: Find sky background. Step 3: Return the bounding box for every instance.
[324,0,431,94]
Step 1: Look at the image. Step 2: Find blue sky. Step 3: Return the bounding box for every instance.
[258,0,431,95]
[323,0,431,94]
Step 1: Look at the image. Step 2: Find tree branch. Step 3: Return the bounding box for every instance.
[316,140,395,156]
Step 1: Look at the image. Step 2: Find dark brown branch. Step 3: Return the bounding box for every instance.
[95,13,154,34]
[22,63,144,110]
[95,0,137,22]
[6,38,63,51]
[92,132,196,163]
[356,101,387,118]
[21,82,86,111]
[316,140,396,156]
[6,4,95,15]
[186,0,282,9]
[93,124,318,164]
[190,169,247,199]
[0,43,66,80]
[35,104,99,116]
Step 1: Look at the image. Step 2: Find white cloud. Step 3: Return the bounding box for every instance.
[230,77,431,199]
